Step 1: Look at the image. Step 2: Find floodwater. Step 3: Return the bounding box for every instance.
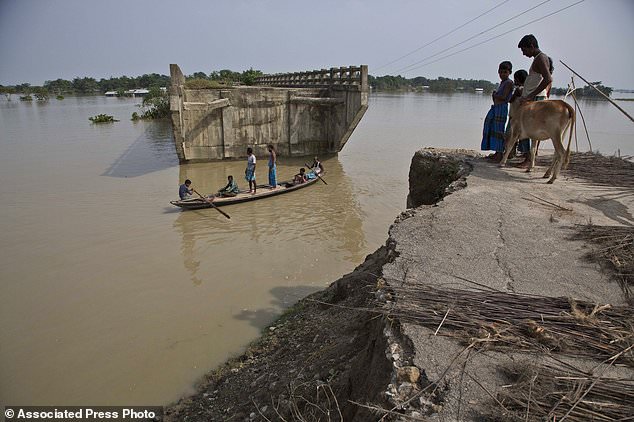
[0,92,632,406]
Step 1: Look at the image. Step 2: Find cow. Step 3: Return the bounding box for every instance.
[499,99,575,184]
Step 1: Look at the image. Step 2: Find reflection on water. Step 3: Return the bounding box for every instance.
[0,92,632,407]
[173,158,366,286]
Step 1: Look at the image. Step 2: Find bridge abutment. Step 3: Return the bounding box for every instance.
[169,64,368,162]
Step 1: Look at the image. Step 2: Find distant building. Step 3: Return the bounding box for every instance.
[125,89,149,97]
[105,88,165,97]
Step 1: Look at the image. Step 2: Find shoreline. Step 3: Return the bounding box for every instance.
[164,149,633,421]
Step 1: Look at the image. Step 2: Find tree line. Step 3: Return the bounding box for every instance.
[549,82,613,99]
[1,70,612,99]
[369,75,497,92]
[0,68,265,98]
[369,74,613,99]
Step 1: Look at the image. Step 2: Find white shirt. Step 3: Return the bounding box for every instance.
[247,154,256,170]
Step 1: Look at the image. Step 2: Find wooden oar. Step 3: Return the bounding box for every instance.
[193,189,231,219]
[305,162,327,185]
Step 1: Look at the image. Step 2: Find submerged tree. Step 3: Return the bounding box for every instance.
[576,81,613,99]
[132,87,169,120]
[89,114,118,123]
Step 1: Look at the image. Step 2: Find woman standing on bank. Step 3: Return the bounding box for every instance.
[267,144,277,189]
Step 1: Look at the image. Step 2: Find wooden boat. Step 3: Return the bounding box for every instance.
[170,174,323,210]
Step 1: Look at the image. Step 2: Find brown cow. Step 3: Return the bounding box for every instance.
[500,99,575,183]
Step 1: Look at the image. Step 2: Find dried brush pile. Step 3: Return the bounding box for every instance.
[537,151,634,189]
[387,286,634,366]
[483,361,634,421]
[572,224,634,302]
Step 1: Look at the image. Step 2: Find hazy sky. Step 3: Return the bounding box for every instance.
[1,0,633,88]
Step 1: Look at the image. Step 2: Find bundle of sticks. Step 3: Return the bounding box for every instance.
[387,285,634,366]
[537,151,634,189]
[571,224,633,302]
[488,361,634,421]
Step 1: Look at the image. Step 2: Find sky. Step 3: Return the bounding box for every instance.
[1,0,633,89]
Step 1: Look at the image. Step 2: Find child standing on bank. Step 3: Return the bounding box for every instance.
[481,61,514,162]
[504,69,528,158]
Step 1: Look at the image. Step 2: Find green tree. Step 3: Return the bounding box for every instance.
[16,83,31,94]
[33,86,49,101]
[44,78,73,94]
[1,86,16,100]
[576,81,612,99]
[72,77,99,93]
[241,68,264,86]
[134,87,169,119]
[190,72,209,80]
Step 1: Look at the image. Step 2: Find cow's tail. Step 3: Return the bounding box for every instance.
[563,101,576,169]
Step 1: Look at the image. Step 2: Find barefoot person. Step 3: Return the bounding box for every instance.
[517,34,553,167]
[245,147,257,194]
[267,144,277,189]
[481,61,514,162]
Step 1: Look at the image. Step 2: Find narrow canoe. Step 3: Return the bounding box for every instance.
[170,175,322,210]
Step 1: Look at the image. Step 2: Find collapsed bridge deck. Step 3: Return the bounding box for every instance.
[169,64,368,162]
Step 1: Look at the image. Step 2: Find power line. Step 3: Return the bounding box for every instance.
[393,0,552,74]
[401,0,585,75]
[374,0,511,73]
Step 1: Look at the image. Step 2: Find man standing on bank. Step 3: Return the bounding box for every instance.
[245,147,257,194]
[517,34,553,167]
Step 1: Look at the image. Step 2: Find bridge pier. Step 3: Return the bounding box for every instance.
[169,64,368,162]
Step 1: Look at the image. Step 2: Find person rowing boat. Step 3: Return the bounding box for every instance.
[310,156,324,175]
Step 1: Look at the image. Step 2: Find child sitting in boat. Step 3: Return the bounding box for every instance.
[293,168,307,185]
[217,175,239,197]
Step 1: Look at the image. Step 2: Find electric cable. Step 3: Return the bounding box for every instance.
[374,0,511,72]
[401,0,585,75]
[393,0,553,74]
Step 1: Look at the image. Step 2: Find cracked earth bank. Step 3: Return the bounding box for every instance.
[165,148,633,421]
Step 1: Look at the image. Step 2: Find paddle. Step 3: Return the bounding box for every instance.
[305,162,327,185]
[193,189,231,219]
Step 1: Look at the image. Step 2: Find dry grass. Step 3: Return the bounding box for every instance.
[387,285,634,366]
[572,224,634,303]
[537,151,634,189]
[481,361,634,421]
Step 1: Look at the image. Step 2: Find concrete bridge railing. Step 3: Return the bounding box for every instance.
[255,66,366,88]
[169,64,368,162]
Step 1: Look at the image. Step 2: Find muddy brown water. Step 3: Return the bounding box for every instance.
[0,93,632,406]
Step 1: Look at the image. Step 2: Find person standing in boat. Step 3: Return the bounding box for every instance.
[179,179,193,200]
[245,147,257,194]
[267,144,277,190]
[516,34,553,167]
[217,175,239,197]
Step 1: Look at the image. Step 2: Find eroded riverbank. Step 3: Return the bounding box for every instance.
[165,149,633,421]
